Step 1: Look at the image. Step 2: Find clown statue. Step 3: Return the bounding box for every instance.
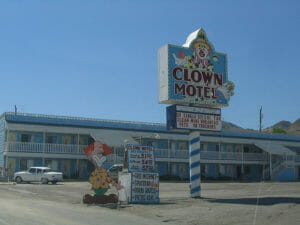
[83,140,122,204]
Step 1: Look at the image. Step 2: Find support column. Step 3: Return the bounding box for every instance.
[241,144,244,175]
[189,131,201,198]
[42,131,46,166]
[76,134,80,177]
[167,139,170,176]
[270,153,272,180]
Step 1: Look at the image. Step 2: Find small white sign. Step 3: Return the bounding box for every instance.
[131,172,159,204]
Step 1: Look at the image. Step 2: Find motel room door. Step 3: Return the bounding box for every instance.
[62,160,70,178]
[7,158,16,177]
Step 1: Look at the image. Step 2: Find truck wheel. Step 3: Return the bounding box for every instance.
[41,178,48,184]
[15,176,22,184]
[51,181,57,184]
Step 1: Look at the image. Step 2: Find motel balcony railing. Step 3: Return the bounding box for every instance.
[4,142,268,163]
[154,149,267,162]
[4,142,87,155]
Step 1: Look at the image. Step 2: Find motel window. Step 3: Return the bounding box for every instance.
[62,136,71,145]
[200,144,204,151]
[228,165,233,177]
[227,145,233,152]
[46,136,57,144]
[201,164,206,177]
[21,134,31,142]
[179,142,187,150]
[220,165,225,175]
[200,143,208,151]
[79,136,87,145]
[8,133,17,142]
[216,165,220,175]
[236,145,242,152]
[245,166,251,174]
[244,146,250,153]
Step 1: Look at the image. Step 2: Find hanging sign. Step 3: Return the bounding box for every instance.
[167,105,222,131]
[127,145,155,173]
[158,28,234,108]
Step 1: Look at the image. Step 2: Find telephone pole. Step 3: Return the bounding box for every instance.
[259,106,263,133]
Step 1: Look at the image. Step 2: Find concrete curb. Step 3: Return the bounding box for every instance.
[0,182,16,185]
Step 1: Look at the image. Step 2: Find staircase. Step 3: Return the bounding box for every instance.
[263,154,295,181]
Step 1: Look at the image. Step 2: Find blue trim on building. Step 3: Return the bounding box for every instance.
[3,112,300,142]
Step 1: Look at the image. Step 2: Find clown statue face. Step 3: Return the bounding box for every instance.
[84,141,110,168]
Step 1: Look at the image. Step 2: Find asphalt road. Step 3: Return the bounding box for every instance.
[0,181,300,225]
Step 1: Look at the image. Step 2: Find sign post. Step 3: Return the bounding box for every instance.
[158,28,234,198]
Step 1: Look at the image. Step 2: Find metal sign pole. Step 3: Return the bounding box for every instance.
[189,131,201,198]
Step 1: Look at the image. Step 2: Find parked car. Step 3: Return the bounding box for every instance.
[14,167,63,184]
[107,164,123,182]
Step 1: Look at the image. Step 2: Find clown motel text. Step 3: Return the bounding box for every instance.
[172,67,223,99]
[176,111,221,131]
[127,145,155,173]
[131,172,159,204]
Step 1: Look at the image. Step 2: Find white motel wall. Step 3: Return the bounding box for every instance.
[0,112,300,181]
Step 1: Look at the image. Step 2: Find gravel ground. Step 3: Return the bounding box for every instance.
[0,181,299,225]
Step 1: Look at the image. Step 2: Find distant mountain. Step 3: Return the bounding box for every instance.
[222,119,300,136]
[261,119,300,136]
[286,119,300,136]
[263,120,292,133]
[222,121,258,133]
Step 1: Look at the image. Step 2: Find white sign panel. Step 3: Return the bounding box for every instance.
[127,145,155,173]
[176,111,221,131]
[167,105,222,131]
[131,172,159,204]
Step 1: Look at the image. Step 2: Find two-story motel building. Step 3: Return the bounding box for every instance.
[0,112,300,181]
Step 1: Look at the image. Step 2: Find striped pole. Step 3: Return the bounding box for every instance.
[189,131,201,198]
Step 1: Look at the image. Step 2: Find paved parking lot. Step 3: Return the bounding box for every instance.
[0,181,299,225]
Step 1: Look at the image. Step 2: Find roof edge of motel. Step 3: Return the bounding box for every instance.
[2,112,300,142]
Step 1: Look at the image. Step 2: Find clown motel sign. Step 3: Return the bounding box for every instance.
[167,105,221,131]
[158,28,234,108]
[127,145,155,173]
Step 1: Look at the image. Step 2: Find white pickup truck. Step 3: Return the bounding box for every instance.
[14,167,63,184]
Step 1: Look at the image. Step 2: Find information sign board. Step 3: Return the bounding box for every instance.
[131,172,159,204]
[167,105,221,131]
[127,145,155,173]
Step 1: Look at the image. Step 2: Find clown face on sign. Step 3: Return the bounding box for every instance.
[193,41,211,69]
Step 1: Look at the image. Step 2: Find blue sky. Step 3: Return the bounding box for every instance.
[0,0,299,130]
